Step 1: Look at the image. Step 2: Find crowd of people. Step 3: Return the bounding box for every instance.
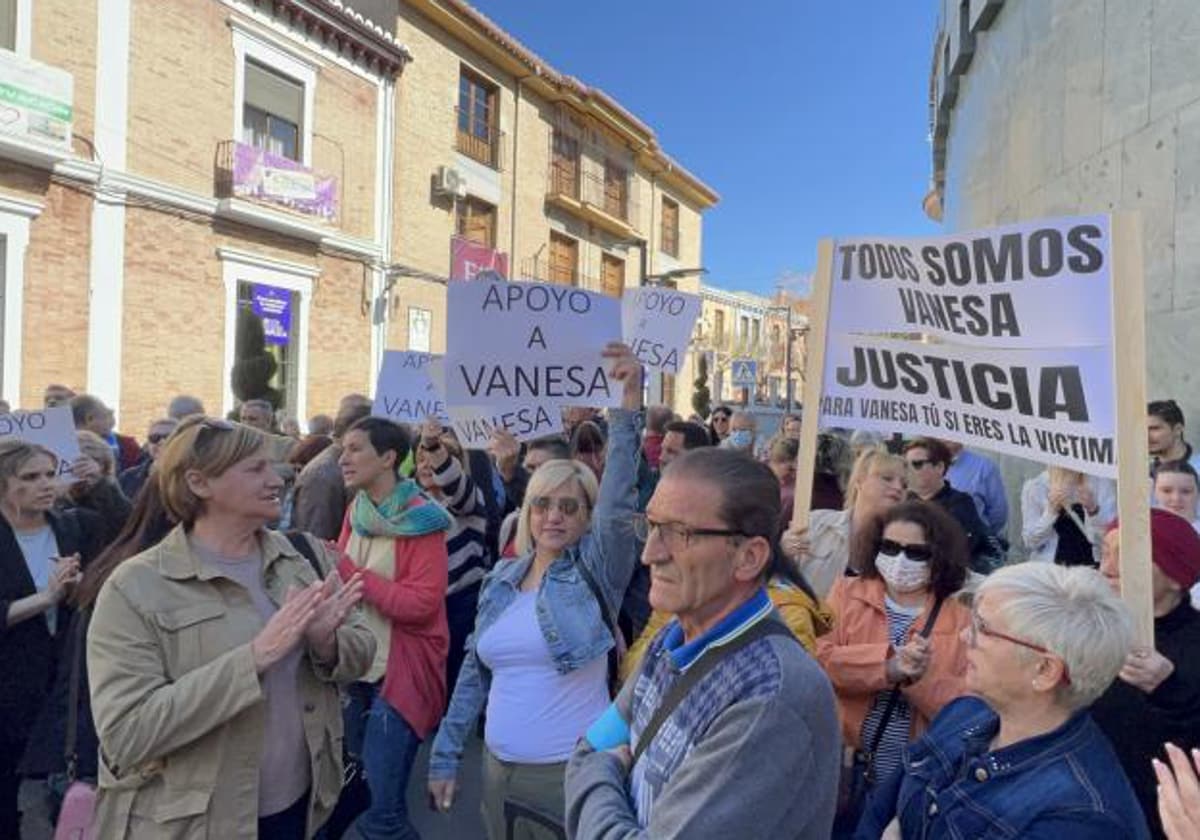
[3,369,1200,839]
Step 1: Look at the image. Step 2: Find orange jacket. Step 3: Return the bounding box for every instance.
[815,576,970,750]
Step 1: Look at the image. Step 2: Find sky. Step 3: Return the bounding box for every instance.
[469,0,944,297]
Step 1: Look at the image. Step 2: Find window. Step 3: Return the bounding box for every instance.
[751,319,761,350]
[660,372,676,405]
[457,67,499,168]
[242,59,303,161]
[236,281,301,417]
[714,310,725,343]
[601,253,625,298]
[549,232,578,286]
[550,129,580,198]
[660,197,680,257]
[0,0,15,51]
[455,196,497,250]
[740,316,750,340]
[603,159,628,220]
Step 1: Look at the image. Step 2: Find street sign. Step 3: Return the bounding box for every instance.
[731,358,758,387]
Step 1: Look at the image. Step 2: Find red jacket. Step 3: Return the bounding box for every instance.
[115,434,142,472]
[642,433,664,471]
[336,507,450,739]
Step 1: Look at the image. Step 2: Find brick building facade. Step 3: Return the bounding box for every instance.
[0,0,716,432]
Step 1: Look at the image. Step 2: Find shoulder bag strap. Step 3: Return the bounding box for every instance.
[863,598,946,780]
[285,530,325,579]
[574,559,621,693]
[64,608,89,781]
[632,618,794,765]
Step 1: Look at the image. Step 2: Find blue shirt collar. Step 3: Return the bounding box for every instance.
[661,587,773,672]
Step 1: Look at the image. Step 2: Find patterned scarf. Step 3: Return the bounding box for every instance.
[348,478,452,539]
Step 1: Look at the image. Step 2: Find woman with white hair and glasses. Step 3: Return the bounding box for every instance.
[428,343,642,839]
[856,563,1150,839]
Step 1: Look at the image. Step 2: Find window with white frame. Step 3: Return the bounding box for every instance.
[231,27,316,166]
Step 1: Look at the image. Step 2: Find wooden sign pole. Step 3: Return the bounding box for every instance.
[1111,213,1154,648]
[791,239,835,531]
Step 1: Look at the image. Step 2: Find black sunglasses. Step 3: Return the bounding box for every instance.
[907,458,934,470]
[878,538,934,563]
[147,432,171,444]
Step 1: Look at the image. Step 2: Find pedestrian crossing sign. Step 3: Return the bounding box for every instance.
[731,359,758,386]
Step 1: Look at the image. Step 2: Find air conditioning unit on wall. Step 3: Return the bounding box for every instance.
[434,165,467,198]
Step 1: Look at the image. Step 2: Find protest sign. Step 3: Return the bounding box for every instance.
[425,358,564,446]
[372,351,448,424]
[450,235,509,281]
[0,405,82,475]
[443,279,622,410]
[828,216,1111,348]
[621,287,701,373]
[818,333,1117,477]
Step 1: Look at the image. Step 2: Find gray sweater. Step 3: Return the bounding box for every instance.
[565,613,840,839]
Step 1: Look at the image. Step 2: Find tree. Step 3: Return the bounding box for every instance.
[230,304,282,413]
[692,353,712,418]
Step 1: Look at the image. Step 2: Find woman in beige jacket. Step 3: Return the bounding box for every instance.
[87,417,376,839]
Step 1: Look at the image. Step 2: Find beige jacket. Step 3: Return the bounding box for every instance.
[87,526,375,839]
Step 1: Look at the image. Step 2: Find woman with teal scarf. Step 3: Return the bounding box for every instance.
[334,416,452,840]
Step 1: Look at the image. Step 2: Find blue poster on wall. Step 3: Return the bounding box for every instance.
[251,283,292,346]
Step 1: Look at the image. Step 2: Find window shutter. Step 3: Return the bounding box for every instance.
[244,60,303,127]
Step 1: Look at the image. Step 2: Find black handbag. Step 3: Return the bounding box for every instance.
[835,598,945,823]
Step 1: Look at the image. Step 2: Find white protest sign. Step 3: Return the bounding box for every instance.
[444,280,622,410]
[828,215,1112,348]
[0,406,82,474]
[425,358,564,446]
[371,351,449,424]
[818,333,1117,477]
[621,287,701,373]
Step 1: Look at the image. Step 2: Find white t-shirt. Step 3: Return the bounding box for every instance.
[477,589,609,764]
[16,525,60,632]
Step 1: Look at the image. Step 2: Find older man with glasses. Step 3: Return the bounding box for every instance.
[117,417,179,500]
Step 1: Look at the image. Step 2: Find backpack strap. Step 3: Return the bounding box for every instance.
[284,530,325,579]
[632,618,795,765]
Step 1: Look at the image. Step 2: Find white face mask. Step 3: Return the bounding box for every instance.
[875,551,931,594]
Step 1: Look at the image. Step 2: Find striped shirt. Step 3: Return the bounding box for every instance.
[432,455,489,596]
[858,597,923,783]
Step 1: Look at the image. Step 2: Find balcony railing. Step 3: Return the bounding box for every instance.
[545,163,640,231]
[456,108,505,169]
[215,140,338,222]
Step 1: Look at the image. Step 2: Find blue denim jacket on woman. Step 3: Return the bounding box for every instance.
[856,696,1150,840]
[429,408,641,781]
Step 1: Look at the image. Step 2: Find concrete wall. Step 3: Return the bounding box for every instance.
[933,0,1200,552]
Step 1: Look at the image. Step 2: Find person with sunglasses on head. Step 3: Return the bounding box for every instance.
[857,562,1149,840]
[86,417,375,840]
[816,501,972,835]
[117,417,178,501]
[428,343,643,840]
[1091,511,1200,839]
[781,449,909,598]
[565,447,840,840]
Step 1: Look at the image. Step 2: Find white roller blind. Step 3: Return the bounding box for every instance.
[244,59,303,126]
[0,0,16,51]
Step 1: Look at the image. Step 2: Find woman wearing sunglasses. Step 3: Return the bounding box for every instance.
[857,563,1149,839]
[428,343,643,839]
[816,501,972,835]
[87,417,375,839]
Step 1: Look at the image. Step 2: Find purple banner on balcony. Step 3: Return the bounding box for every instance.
[232,140,337,221]
[251,283,292,346]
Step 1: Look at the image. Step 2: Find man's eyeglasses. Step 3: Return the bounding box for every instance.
[147,433,171,445]
[967,612,1072,685]
[632,513,746,550]
[529,496,585,517]
[878,538,933,563]
[907,458,935,471]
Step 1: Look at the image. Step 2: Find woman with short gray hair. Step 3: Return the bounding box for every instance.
[857,562,1151,838]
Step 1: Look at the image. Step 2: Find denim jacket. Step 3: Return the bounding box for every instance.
[429,408,641,780]
[856,696,1150,840]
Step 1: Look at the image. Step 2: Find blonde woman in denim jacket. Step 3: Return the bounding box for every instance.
[428,343,642,839]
